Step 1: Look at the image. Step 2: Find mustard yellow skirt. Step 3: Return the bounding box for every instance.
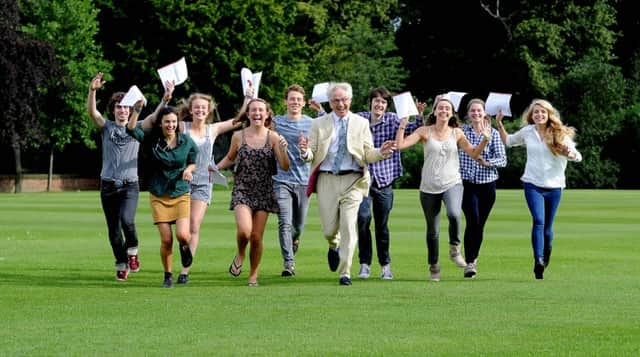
[149,193,190,224]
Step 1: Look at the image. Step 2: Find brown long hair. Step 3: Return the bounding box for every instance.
[233,98,275,129]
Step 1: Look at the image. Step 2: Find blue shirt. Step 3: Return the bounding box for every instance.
[357,111,423,188]
[459,124,507,184]
[272,114,314,185]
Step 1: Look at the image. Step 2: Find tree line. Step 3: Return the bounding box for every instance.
[2,0,639,191]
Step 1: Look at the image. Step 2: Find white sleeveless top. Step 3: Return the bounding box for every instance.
[419,127,462,194]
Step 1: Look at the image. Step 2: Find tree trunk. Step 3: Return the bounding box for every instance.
[12,133,23,193]
[48,147,54,192]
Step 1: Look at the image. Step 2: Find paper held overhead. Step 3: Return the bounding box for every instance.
[241,67,262,99]
[120,85,146,107]
[393,91,419,119]
[157,57,188,89]
[485,92,512,116]
[441,91,467,112]
[311,82,330,103]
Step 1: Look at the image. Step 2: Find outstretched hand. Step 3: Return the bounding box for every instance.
[90,72,105,91]
[380,140,397,156]
[308,99,323,113]
[163,81,175,102]
[298,132,308,155]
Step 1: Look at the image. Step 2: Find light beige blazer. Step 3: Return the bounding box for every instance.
[304,112,385,196]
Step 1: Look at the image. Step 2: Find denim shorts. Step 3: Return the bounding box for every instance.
[190,182,213,204]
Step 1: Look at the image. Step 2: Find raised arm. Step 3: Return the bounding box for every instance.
[140,81,175,130]
[87,72,106,128]
[396,117,426,150]
[127,100,144,131]
[308,99,326,116]
[495,110,508,145]
[215,91,252,134]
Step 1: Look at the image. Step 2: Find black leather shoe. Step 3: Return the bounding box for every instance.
[180,244,193,268]
[534,257,545,280]
[339,276,352,286]
[543,248,552,268]
[327,248,339,272]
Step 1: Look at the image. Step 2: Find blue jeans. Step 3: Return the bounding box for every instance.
[524,183,562,259]
[100,180,139,266]
[419,184,463,265]
[274,181,310,266]
[462,180,497,264]
[357,184,393,266]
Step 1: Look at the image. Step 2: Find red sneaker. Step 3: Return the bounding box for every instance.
[128,254,140,273]
[116,269,129,281]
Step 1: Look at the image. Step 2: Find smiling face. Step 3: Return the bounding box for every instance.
[370,96,388,118]
[531,104,549,125]
[190,98,210,122]
[467,102,485,123]
[285,90,305,116]
[161,113,178,138]
[248,100,268,127]
[329,87,351,118]
[113,103,131,125]
[435,99,453,122]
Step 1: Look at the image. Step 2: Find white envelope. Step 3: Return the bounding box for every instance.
[485,92,512,116]
[311,82,330,103]
[241,67,262,99]
[393,92,419,119]
[210,170,228,188]
[441,91,467,112]
[120,85,146,107]
[157,57,188,89]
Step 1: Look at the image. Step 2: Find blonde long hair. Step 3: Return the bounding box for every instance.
[177,93,220,124]
[522,99,576,156]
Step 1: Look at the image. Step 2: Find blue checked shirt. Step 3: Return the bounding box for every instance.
[459,124,507,184]
[357,111,424,188]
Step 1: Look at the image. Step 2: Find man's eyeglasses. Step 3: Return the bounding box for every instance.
[331,97,351,104]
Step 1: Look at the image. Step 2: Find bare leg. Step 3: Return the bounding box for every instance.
[248,210,269,284]
[157,223,173,273]
[181,200,207,275]
[233,205,253,268]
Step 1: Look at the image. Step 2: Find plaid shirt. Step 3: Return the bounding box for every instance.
[357,111,423,188]
[459,124,507,184]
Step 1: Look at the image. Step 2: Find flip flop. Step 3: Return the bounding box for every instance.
[229,256,242,277]
[248,280,258,287]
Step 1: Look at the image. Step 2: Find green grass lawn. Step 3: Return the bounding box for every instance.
[1,189,638,356]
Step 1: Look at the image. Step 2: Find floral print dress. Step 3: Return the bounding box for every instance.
[229,130,279,213]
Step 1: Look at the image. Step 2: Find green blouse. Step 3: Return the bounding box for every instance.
[129,127,198,198]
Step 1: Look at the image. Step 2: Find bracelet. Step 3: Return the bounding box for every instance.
[134,107,142,113]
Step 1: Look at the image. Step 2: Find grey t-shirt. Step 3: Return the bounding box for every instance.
[100,120,140,182]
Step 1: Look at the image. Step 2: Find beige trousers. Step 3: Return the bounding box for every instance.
[316,172,364,278]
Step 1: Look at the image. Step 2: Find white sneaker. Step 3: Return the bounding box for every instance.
[464,263,477,278]
[381,264,394,280]
[429,263,441,282]
[358,263,371,279]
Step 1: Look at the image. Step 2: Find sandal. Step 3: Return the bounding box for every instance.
[229,256,242,277]
[248,280,258,287]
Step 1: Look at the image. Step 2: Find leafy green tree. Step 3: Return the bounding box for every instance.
[0,0,56,192]
[19,0,113,189]
[510,1,623,187]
